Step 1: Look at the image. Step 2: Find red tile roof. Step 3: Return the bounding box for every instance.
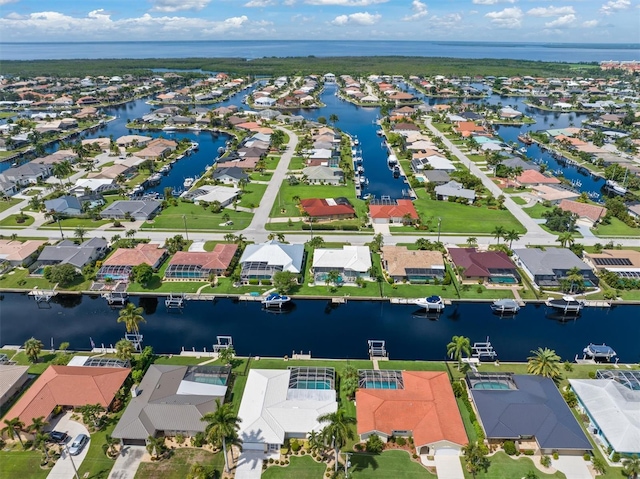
[168,244,238,271]
[356,371,467,448]
[517,170,560,185]
[4,365,130,426]
[104,243,166,267]
[558,200,607,223]
[299,198,356,218]
[369,200,418,220]
[448,247,517,278]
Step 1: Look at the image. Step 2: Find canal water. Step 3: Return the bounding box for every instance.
[0,293,636,363]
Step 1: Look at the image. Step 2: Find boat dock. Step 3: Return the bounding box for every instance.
[582,300,611,308]
[28,286,57,303]
[165,293,186,310]
[390,298,452,305]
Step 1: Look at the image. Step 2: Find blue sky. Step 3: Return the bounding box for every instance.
[0,0,637,42]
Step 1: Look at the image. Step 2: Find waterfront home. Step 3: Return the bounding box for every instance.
[299,198,356,221]
[116,134,152,148]
[531,185,580,204]
[34,149,78,165]
[112,365,230,446]
[499,106,523,119]
[381,246,445,283]
[71,178,118,196]
[302,165,344,185]
[357,371,467,456]
[212,166,249,186]
[239,240,304,284]
[100,199,161,221]
[97,243,166,282]
[136,139,177,161]
[0,365,29,409]
[4,365,129,428]
[238,368,337,455]
[447,248,519,284]
[467,372,591,455]
[82,137,111,152]
[311,246,371,284]
[0,239,46,267]
[569,373,640,456]
[557,200,607,227]
[392,122,420,135]
[582,249,640,279]
[513,247,597,289]
[183,185,239,207]
[500,156,539,172]
[422,170,451,185]
[36,237,108,272]
[87,163,131,181]
[0,163,52,187]
[435,181,476,203]
[165,244,238,281]
[627,203,640,220]
[515,170,561,187]
[254,96,276,108]
[44,195,83,216]
[369,200,419,225]
[411,154,456,173]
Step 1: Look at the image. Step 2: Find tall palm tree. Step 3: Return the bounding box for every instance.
[201,399,241,473]
[117,303,146,337]
[492,225,506,245]
[2,418,25,447]
[466,237,478,248]
[447,335,471,371]
[462,441,491,478]
[527,347,562,382]
[52,161,72,186]
[307,430,325,457]
[556,232,575,248]
[115,339,135,361]
[34,431,51,460]
[505,230,521,248]
[105,434,120,457]
[74,226,87,243]
[23,337,43,363]
[318,408,356,472]
[565,266,584,294]
[28,416,48,435]
[622,454,640,479]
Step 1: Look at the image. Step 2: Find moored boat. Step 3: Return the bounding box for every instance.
[392,165,400,178]
[183,177,195,189]
[415,295,445,312]
[148,172,162,183]
[491,299,520,314]
[546,295,584,314]
[583,343,617,362]
[261,293,291,308]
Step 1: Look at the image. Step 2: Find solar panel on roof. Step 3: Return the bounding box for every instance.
[593,257,632,266]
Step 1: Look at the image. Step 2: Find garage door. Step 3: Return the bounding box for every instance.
[123,438,146,446]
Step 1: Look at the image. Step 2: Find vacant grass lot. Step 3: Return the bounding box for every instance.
[593,217,639,237]
[238,183,267,208]
[0,267,92,293]
[141,201,253,231]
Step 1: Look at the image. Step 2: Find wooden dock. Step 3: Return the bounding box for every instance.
[332,297,347,304]
[583,300,611,308]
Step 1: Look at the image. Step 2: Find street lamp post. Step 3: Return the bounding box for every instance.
[343,452,352,478]
[182,214,189,241]
[437,217,442,244]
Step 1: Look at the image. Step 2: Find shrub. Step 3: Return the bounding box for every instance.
[365,435,384,454]
[290,439,301,452]
[275,460,280,465]
[261,280,272,286]
[522,450,535,456]
[451,381,465,398]
[588,371,596,379]
[553,452,559,460]
[583,453,591,461]
[503,440,517,455]
[300,450,306,455]
[248,279,260,285]
[268,458,274,464]
[540,455,551,468]
[175,434,185,445]
[354,443,364,452]
[190,432,206,447]
[611,452,620,463]
[396,437,407,447]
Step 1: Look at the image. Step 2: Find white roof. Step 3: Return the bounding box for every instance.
[240,241,304,274]
[73,178,115,189]
[191,185,239,204]
[427,156,456,171]
[238,369,336,445]
[313,246,372,273]
[570,379,640,454]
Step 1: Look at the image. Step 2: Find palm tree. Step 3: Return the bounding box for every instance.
[307,430,325,457]
[462,441,491,478]
[276,233,286,242]
[318,408,356,472]
[564,266,584,294]
[527,347,562,382]
[117,303,146,337]
[52,161,72,186]
[622,455,640,479]
[466,237,478,248]
[307,236,325,249]
[74,226,87,243]
[115,339,135,361]
[201,399,241,473]
[28,416,48,435]
[326,270,341,289]
[329,114,339,125]
[556,231,575,248]
[2,418,25,447]
[446,335,471,370]
[492,225,506,244]
[146,435,166,460]
[34,431,51,461]
[23,337,43,363]
[504,230,521,248]
[105,434,120,457]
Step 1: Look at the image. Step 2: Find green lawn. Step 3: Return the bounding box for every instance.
[0,267,92,292]
[269,181,366,219]
[350,450,437,478]
[249,172,273,181]
[262,455,326,479]
[0,214,35,227]
[0,198,22,213]
[77,413,125,479]
[141,202,253,231]
[510,196,528,205]
[135,448,223,479]
[593,217,640,237]
[288,156,306,170]
[0,449,50,479]
[523,203,552,219]
[462,451,566,479]
[238,183,268,208]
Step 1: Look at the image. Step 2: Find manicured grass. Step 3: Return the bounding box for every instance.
[379,361,447,372]
[55,217,112,228]
[262,455,326,479]
[238,183,267,208]
[11,351,64,374]
[269,181,366,219]
[141,202,253,231]
[264,155,281,170]
[462,451,566,479]
[127,280,208,293]
[249,172,273,181]
[524,202,552,219]
[0,198,22,213]
[593,217,640,237]
[0,449,50,479]
[135,448,224,479]
[350,450,436,478]
[457,397,478,442]
[0,214,35,227]
[288,156,306,170]
[510,196,527,205]
[0,267,92,292]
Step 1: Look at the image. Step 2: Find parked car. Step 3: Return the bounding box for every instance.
[47,431,69,444]
[68,434,88,455]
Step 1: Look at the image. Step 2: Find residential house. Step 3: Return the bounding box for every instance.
[36,237,108,271]
[96,243,167,282]
[299,198,356,221]
[448,248,519,283]
[582,249,640,280]
[35,150,78,165]
[513,247,597,288]
[516,170,561,186]
[116,135,152,148]
[302,166,344,185]
[71,178,118,196]
[357,371,467,455]
[238,368,337,454]
[212,166,249,186]
[531,185,580,204]
[0,163,52,187]
[369,200,419,225]
[0,365,29,409]
[165,244,238,281]
[100,200,161,221]
[4,365,129,427]
[239,240,304,283]
[312,246,372,284]
[422,170,451,185]
[381,246,445,283]
[557,200,607,227]
[183,185,239,207]
[44,195,83,216]
[112,365,230,446]
[435,181,476,202]
[0,240,46,267]
[468,372,592,455]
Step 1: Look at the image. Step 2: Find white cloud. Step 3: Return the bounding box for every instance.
[0,0,19,5]
[582,19,599,27]
[244,0,276,6]
[403,0,428,21]
[430,13,463,28]
[485,7,523,27]
[600,0,631,14]
[472,0,515,5]
[545,14,576,27]
[527,6,575,17]
[331,11,381,25]
[149,0,211,12]
[307,0,387,5]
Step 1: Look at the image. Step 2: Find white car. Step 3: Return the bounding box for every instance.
[68,434,89,455]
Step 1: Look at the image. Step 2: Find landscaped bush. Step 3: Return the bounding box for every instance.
[248,279,260,285]
[583,453,591,461]
[396,437,407,447]
[268,458,274,464]
[290,439,301,452]
[611,452,620,463]
[451,381,465,398]
[354,443,363,451]
[588,371,596,379]
[553,452,559,460]
[503,440,517,455]
[261,280,272,286]
[522,450,534,456]
[365,434,384,454]
[540,455,552,468]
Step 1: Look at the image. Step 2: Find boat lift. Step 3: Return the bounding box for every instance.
[368,340,388,360]
[165,293,185,310]
[102,282,128,306]
[472,337,497,361]
[28,285,57,303]
[213,336,233,353]
[125,332,143,351]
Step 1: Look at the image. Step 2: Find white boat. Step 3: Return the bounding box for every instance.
[359,176,367,185]
[148,173,162,183]
[218,146,226,155]
[415,295,445,312]
[357,165,365,174]
[191,142,199,150]
[183,177,195,188]
[387,154,398,166]
[605,180,627,196]
[546,295,584,314]
[491,299,520,314]
[261,293,291,308]
[583,343,617,361]
[159,165,171,174]
[392,166,401,178]
[162,125,177,131]
[376,129,384,136]
[353,137,359,146]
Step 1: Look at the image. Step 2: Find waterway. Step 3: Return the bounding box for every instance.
[0,293,636,364]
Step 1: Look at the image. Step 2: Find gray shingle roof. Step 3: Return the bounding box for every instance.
[514,247,590,275]
[37,238,106,268]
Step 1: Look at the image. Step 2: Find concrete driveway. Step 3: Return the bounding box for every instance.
[108,445,146,479]
[46,413,91,479]
[553,455,592,479]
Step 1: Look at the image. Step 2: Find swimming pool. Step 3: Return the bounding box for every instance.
[293,380,332,390]
[194,375,228,386]
[473,381,510,390]
[489,276,518,284]
[365,380,398,390]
